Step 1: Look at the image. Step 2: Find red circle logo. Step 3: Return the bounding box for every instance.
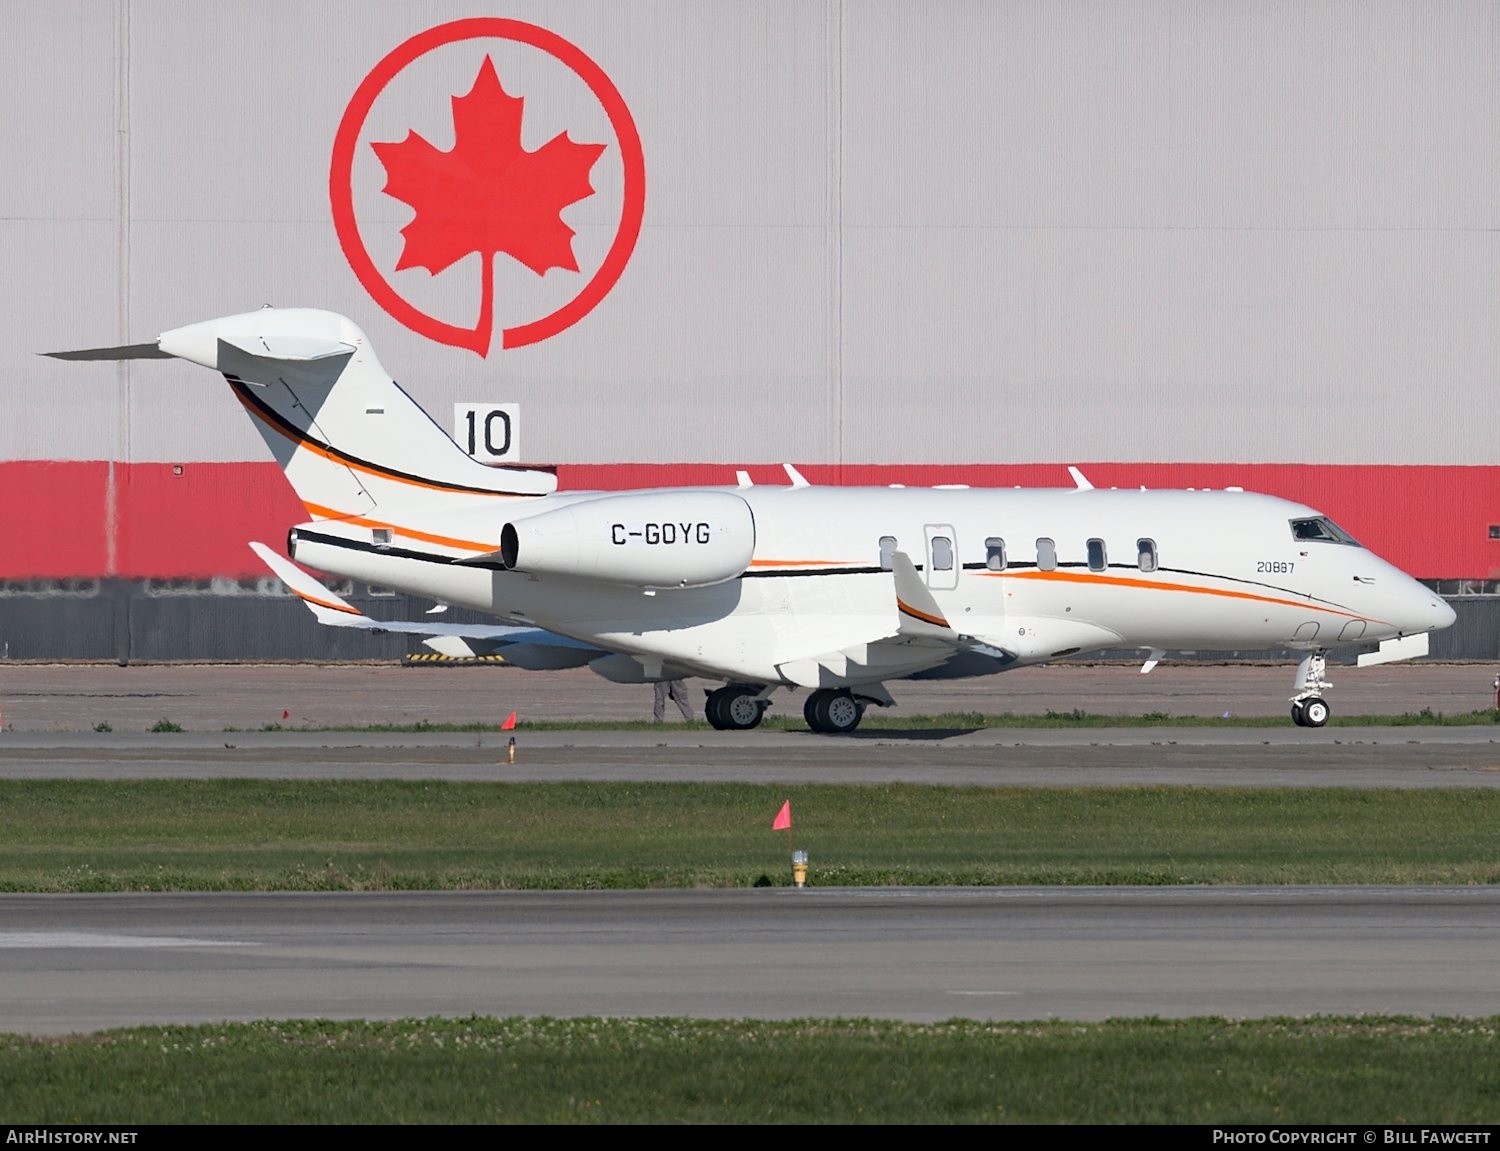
[330,18,645,355]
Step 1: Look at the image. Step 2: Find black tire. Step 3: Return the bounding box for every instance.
[724,689,765,730]
[704,688,732,731]
[1290,700,1307,727]
[804,692,823,731]
[810,690,863,735]
[1301,697,1330,728]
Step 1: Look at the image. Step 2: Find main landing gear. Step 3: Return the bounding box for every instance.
[702,684,888,734]
[803,689,865,735]
[1289,649,1331,728]
[704,684,769,730]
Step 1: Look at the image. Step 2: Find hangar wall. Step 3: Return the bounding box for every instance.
[2,1,1497,659]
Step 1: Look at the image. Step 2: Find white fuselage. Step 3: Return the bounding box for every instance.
[287,483,1454,688]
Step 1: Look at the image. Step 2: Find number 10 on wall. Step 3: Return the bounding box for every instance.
[454,404,520,462]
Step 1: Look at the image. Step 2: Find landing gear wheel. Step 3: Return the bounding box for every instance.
[705,689,731,730]
[706,685,766,731]
[803,693,822,730]
[723,688,766,730]
[806,689,864,735]
[1289,650,1332,729]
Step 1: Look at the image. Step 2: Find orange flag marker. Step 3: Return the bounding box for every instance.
[500,710,517,731]
[771,799,795,865]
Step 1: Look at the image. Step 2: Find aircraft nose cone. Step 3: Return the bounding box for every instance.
[1430,596,1457,631]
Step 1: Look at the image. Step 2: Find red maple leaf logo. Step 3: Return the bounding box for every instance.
[372,56,605,287]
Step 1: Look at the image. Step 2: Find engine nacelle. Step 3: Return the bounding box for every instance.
[500,491,756,588]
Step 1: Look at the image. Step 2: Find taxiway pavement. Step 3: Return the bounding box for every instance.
[3,662,1498,1034]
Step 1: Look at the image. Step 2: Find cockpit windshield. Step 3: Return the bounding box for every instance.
[1289,517,1361,546]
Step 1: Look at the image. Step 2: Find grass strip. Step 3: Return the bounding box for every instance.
[3,781,1500,891]
[3,1015,1498,1124]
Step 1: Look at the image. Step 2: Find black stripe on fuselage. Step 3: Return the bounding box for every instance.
[741,565,886,578]
[292,532,1361,616]
[294,529,506,569]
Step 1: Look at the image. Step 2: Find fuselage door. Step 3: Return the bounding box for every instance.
[924,524,958,590]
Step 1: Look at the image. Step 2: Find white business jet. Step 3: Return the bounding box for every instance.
[48,308,1455,732]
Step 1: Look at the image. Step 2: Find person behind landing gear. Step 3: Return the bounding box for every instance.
[653,678,693,722]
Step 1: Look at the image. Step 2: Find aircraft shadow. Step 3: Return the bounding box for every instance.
[828,727,982,741]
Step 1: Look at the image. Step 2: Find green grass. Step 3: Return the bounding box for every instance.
[4,780,1500,891]
[7,783,1500,1123]
[4,1016,1498,1124]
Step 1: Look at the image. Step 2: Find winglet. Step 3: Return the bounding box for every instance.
[1067,466,1094,491]
[782,464,811,488]
[889,551,957,639]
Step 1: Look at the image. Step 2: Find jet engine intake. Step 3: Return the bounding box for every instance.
[500,491,755,588]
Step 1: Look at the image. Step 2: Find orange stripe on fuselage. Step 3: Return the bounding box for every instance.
[748,558,853,568]
[982,569,1386,626]
[302,501,492,554]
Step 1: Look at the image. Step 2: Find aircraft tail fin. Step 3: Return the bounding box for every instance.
[49,309,557,522]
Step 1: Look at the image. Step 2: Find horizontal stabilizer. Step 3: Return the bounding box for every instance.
[249,541,365,625]
[1356,633,1430,668]
[220,333,356,362]
[42,343,172,361]
[249,541,602,653]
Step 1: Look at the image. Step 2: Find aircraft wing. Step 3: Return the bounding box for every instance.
[248,542,607,667]
[776,552,1022,687]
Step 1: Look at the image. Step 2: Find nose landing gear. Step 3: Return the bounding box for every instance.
[1290,650,1331,727]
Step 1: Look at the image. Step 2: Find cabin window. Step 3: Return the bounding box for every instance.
[985,537,1006,571]
[372,528,392,548]
[1289,517,1361,546]
[878,536,897,571]
[931,535,954,571]
[1086,538,1106,572]
[1137,538,1157,572]
[1036,538,1057,571]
